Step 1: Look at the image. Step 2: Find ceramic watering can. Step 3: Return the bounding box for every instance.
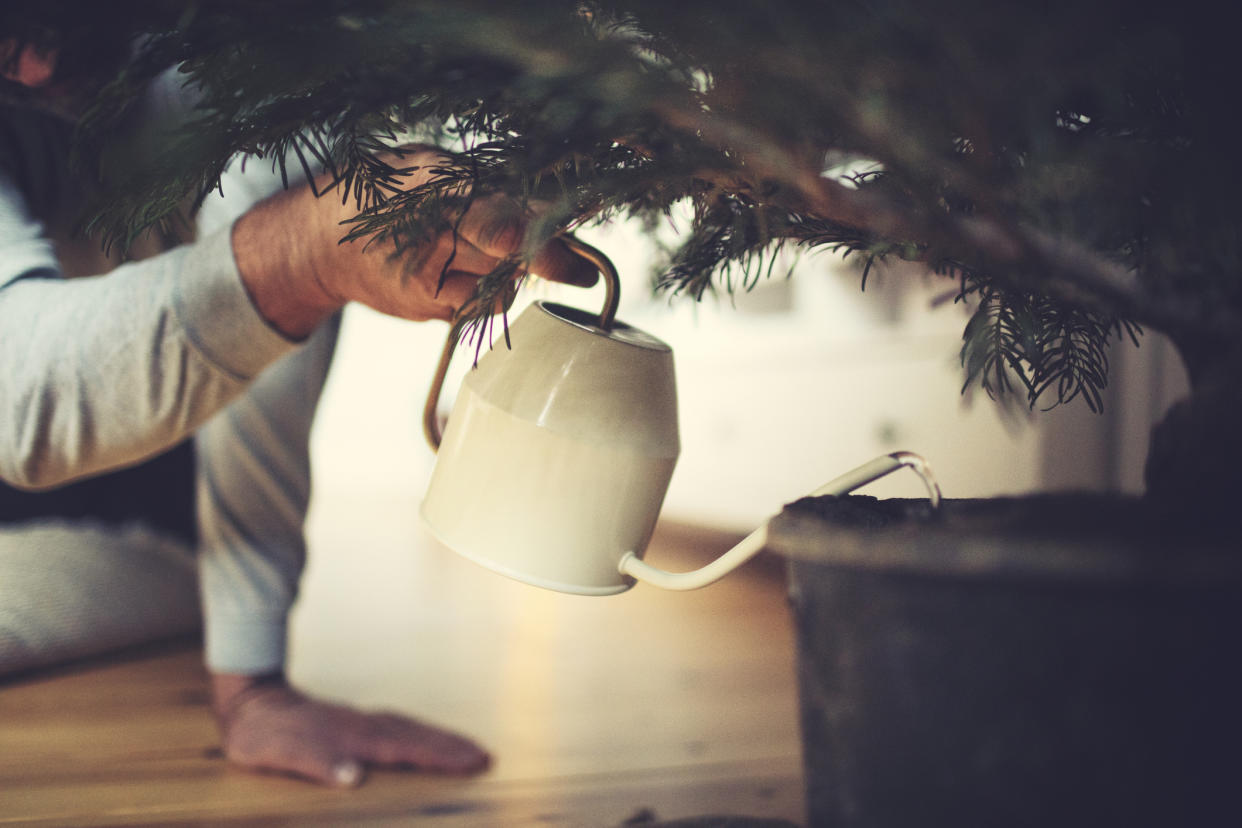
[420,237,941,595]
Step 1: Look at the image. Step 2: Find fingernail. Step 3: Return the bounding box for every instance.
[333,759,363,787]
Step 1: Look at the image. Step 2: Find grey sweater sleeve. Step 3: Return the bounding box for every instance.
[0,226,298,489]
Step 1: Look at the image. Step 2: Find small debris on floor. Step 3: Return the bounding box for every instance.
[618,809,798,827]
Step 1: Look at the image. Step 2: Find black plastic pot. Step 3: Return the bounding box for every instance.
[771,496,1242,827]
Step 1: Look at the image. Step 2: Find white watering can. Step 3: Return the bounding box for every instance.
[420,237,940,595]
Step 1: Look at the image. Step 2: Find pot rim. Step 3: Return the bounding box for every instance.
[768,495,1242,586]
[535,300,672,353]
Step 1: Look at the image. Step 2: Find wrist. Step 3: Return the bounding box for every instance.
[210,671,287,726]
[231,184,347,339]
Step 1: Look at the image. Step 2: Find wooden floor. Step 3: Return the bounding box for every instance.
[0,497,804,827]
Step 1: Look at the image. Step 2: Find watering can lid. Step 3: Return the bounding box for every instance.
[533,300,672,352]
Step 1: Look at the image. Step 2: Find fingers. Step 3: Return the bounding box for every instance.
[400,235,594,322]
[364,232,497,321]
[455,193,528,259]
[423,234,500,282]
[455,194,600,289]
[215,678,490,788]
[245,746,366,789]
[433,271,486,319]
[350,712,491,774]
[260,744,366,789]
[531,237,600,287]
[335,166,601,323]
[220,704,368,789]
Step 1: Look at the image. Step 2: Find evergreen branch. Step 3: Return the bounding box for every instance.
[955,275,1143,412]
[959,286,1040,404]
[655,193,792,301]
[1026,298,1133,413]
[453,257,526,365]
[650,96,1216,344]
[48,0,1242,415]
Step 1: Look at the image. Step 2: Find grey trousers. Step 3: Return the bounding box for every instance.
[0,520,200,676]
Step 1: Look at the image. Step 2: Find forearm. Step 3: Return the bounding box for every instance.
[0,228,297,489]
[197,314,340,676]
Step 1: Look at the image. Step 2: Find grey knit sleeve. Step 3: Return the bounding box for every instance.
[0,226,298,489]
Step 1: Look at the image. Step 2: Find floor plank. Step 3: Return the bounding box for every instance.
[0,502,804,826]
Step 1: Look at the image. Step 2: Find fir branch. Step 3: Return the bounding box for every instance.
[49,0,1242,414]
[959,286,1040,404]
[453,257,526,365]
[1027,299,1142,413]
[656,194,791,301]
[957,276,1144,412]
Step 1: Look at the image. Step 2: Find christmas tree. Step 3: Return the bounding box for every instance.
[9,0,1240,526]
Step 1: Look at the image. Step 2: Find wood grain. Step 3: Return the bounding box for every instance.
[0,505,804,826]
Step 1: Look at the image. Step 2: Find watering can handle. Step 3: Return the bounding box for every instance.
[422,235,621,451]
[618,451,942,591]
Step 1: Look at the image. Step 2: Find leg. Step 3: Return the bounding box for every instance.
[0,436,200,677]
[0,520,199,678]
[1,437,199,678]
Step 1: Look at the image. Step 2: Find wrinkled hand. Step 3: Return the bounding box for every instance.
[211,673,490,787]
[233,145,598,339]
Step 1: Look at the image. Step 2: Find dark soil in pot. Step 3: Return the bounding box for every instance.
[769,495,1242,827]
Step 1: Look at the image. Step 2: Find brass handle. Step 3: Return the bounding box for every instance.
[423,235,621,451]
[561,235,620,331]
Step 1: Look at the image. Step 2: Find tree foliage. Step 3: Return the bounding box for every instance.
[21,0,1241,409]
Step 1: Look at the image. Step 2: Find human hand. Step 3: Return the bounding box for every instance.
[210,672,490,787]
[233,145,598,338]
